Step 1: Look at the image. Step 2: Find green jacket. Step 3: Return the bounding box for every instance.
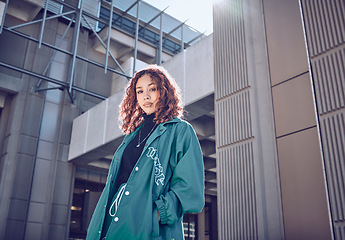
[86,117,204,240]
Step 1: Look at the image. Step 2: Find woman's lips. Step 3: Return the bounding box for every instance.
[143,102,153,107]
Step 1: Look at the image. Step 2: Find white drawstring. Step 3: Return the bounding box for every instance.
[109,184,127,220]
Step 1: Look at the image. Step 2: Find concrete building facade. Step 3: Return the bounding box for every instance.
[0,0,344,240]
[214,0,344,239]
[0,0,215,239]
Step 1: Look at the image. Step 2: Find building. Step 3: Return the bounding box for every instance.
[0,0,216,239]
[213,0,344,239]
[0,0,344,240]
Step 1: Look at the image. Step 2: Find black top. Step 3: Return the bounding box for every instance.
[114,113,157,192]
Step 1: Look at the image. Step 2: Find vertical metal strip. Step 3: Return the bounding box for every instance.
[39,0,50,48]
[105,0,114,74]
[158,14,163,65]
[68,0,83,102]
[36,16,74,89]
[181,24,184,52]
[0,0,9,34]
[133,0,140,75]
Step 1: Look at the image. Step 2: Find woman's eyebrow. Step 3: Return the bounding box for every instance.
[136,82,156,89]
[135,82,156,89]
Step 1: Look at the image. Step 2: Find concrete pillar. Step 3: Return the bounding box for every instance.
[213,0,284,239]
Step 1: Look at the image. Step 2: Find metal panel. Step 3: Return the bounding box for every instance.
[214,0,258,239]
[213,0,249,101]
[320,112,345,221]
[216,91,253,147]
[82,0,100,30]
[302,0,345,57]
[47,0,62,14]
[46,0,100,30]
[217,142,257,240]
[301,0,345,238]
[334,226,345,240]
[312,49,345,115]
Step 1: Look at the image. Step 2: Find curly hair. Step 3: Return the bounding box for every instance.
[119,65,184,134]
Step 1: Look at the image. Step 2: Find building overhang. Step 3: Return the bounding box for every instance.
[5,0,44,22]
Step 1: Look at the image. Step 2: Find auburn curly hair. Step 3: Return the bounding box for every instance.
[119,65,184,134]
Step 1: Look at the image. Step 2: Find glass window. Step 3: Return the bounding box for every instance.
[183,213,198,240]
[99,6,182,54]
[69,173,106,239]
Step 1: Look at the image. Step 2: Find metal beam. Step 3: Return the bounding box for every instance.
[123,0,140,14]
[105,0,114,74]
[181,24,184,51]
[52,0,108,27]
[38,0,50,48]
[0,61,107,100]
[35,87,65,92]
[82,15,129,78]
[8,10,75,30]
[157,14,163,65]
[142,7,168,28]
[67,0,83,103]
[113,0,140,24]
[133,0,140,75]
[0,0,9,34]
[3,27,131,78]
[168,20,187,35]
[187,31,205,45]
[36,15,75,90]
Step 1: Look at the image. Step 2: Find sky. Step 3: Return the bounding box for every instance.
[143,0,213,35]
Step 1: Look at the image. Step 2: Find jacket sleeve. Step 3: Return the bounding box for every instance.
[154,122,204,225]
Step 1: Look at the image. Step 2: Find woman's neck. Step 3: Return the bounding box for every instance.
[143,113,155,122]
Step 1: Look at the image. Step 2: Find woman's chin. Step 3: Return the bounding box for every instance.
[142,108,156,115]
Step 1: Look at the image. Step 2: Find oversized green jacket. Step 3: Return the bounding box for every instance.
[86,117,204,240]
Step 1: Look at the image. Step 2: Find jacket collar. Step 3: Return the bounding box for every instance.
[123,117,182,150]
[162,116,181,125]
[145,117,181,146]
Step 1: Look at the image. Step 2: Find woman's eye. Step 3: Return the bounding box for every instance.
[137,90,143,94]
[150,88,156,92]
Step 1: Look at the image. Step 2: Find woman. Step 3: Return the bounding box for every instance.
[86,65,204,240]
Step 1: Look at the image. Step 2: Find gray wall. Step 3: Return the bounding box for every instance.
[213,0,341,239]
[213,0,284,239]
[300,0,345,238]
[264,0,331,239]
[0,14,114,239]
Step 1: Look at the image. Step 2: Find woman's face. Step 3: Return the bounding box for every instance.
[136,74,160,115]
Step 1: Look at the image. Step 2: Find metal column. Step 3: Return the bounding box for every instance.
[0,0,9,34]
[105,0,114,73]
[67,0,83,103]
[133,0,140,75]
[157,14,163,65]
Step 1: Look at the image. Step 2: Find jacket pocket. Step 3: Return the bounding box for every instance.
[152,206,160,238]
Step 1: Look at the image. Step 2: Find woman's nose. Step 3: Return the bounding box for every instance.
[144,94,150,100]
